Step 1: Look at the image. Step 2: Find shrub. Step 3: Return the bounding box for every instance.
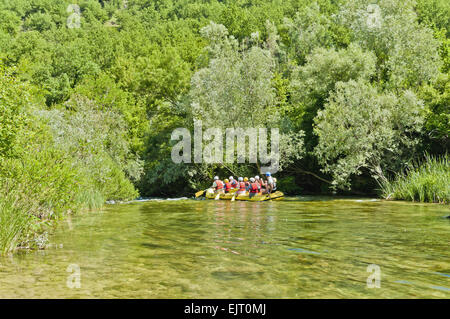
[276,176,303,195]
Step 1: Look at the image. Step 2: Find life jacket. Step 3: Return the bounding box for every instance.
[224,182,232,192]
[238,181,246,191]
[231,180,238,188]
[215,180,224,189]
[249,182,260,193]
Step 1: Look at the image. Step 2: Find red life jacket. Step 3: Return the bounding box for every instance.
[249,182,260,193]
[231,180,238,188]
[238,181,246,191]
[224,182,232,191]
[215,180,224,189]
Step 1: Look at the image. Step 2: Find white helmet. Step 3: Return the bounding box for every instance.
[214,176,219,180]
[255,175,260,180]
[229,176,234,180]
[238,177,243,181]
[250,177,255,182]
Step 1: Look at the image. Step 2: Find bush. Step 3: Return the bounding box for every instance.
[276,176,303,195]
[35,95,142,201]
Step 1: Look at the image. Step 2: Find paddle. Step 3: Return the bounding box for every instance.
[231,192,237,201]
[214,192,221,200]
[195,189,207,198]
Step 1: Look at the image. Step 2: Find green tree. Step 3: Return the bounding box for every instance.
[191,22,278,128]
[338,0,442,88]
[290,43,376,149]
[314,79,425,189]
[419,73,450,154]
[282,2,337,64]
[0,65,34,158]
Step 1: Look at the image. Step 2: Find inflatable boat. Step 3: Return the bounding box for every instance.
[203,188,284,201]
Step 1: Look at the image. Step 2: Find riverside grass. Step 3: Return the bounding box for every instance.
[0,191,32,255]
[0,149,135,255]
[0,144,128,255]
[381,155,449,204]
[0,182,105,255]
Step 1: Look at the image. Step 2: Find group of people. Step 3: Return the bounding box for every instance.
[211,172,277,197]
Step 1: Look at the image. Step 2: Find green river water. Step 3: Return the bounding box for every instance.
[0,197,449,298]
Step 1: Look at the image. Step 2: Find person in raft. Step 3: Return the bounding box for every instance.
[244,177,250,191]
[255,175,266,193]
[248,177,261,198]
[212,176,224,193]
[229,176,238,189]
[262,172,275,194]
[236,177,247,196]
[224,179,233,193]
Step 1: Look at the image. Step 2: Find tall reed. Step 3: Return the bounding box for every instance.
[381,154,449,204]
[0,191,32,255]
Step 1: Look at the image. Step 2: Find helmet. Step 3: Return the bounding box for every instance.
[238,177,243,182]
[265,172,271,176]
[214,176,219,180]
[244,177,248,182]
[255,175,260,180]
[224,179,229,183]
[229,176,234,180]
[250,177,255,182]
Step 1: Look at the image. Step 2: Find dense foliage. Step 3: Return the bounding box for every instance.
[0,0,449,252]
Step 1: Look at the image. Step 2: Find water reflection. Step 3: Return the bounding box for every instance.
[211,201,276,257]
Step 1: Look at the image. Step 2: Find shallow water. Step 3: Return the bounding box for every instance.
[0,197,449,298]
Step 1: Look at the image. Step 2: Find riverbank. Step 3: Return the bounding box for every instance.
[0,141,138,255]
[0,186,101,256]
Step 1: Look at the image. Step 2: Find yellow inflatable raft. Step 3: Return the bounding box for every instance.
[204,188,284,201]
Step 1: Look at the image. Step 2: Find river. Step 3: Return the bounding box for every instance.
[0,197,449,298]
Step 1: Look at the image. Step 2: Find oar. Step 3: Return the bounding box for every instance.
[195,189,207,198]
[214,192,221,200]
[231,192,237,201]
[265,189,272,201]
